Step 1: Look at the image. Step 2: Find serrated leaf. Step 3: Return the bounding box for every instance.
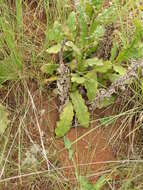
[96,96,115,109]
[0,104,9,135]
[46,44,61,54]
[84,71,98,101]
[40,63,58,75]
[70,91,90,128]
[113,65,126,75]
[71,73,85,84]
[55,102,74,138]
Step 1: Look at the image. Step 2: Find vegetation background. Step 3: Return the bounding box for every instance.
[0,0,143,189]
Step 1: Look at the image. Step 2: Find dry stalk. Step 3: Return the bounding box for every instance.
[90,59,143,110]
[27,87,68,180]
[57,40,70,112]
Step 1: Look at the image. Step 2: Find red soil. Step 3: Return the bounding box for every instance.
[25,86,115,183]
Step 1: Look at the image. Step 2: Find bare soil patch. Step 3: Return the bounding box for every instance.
[22,83,116,183]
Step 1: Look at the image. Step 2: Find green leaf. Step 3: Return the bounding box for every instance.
[44,76,58,83]
[91,0,104,10]
[131,20,143,47]
[76,3,88,46]
[136,43,143,58]
[0,59,19,84]
[69,59,78,71]
[99,116,115,127]
[40,63,58,75]
[96,6,117,24]
[64,136,72,149]
[0,17,22,69]
[93,176,108,190]
[84,57,103,67]
[69,149,73,160]
[113,65,126,75]
[94,61,112,73]
[55,102,74,138]
[84,71,98,101]
[91,25,105,40]
[116,20,143,62]
[70,91,90,128]
[95,25,105,39]
[79,176,93,190]
[67,11,76,34]
[64,137,73,160]
[71,73,85,84]
[110,42,118,61]
[0,104,9,135]
[46,44,61,54]
[85,1,93,17]
[48,21,64,42]
[107,73,120,82]
[65,41,81,55]
[96,96,115,109]
[141,79,143,94]
[116,47,137,63]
